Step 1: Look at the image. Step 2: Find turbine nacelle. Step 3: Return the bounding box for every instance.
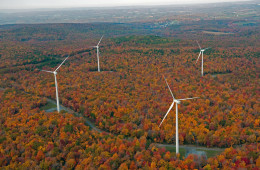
[174,99,181,104]
[53,71,57,75]
[201,48,210,52]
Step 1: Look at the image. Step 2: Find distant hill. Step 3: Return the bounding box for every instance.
[0,1,259,25]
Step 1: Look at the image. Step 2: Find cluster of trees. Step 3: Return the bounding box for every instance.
[206,143,260,169]
[0,89,260,169]
[0,20,259,168]
[2,37,257,147]
[1,31,259,147]
[0,89,259,169]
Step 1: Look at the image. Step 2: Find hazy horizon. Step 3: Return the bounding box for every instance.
[0,0,251,10]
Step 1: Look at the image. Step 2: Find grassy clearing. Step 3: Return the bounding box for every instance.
[158,145,224,159]
[196,149,223,158]
[40,101,56,111]
[163,146,186,158]
[211,72,231,77]
[202,31,234,35]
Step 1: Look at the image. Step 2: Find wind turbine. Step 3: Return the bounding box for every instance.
[91,35,104,72]
[41,56,70,113]
[196,41,210,76]
[159,76,199,154]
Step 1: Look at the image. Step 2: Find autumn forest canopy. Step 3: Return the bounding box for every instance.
[0,1,259,169]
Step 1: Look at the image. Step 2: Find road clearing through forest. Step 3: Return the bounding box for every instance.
[45,98,102,133]
[38,93,228,158]
[1,86,226,158]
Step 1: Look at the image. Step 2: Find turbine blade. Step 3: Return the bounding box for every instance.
[196,40,201,50]
[41,70,53,73]
[204,47,211,50]
[97,35,104,46]
[196,52,201,64]
[159,102,175,127]
[178,97,199,101]
[55,56,69,72]
[163,75,175,99]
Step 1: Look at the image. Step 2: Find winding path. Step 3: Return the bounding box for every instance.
[0,87,226,156]
[45,98,102,133]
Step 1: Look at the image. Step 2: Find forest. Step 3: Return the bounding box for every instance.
[0,2,259,169]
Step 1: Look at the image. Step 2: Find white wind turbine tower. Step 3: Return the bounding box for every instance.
[91,35,104,72]
[159,76,199,154]
[196,41,210,76]
[41,56,70,113]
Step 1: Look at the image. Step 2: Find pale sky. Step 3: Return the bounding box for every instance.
[0,0,250,9]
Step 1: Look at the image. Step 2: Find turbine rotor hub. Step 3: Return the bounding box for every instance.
[174,99,181,104]
[53,71,57,75]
